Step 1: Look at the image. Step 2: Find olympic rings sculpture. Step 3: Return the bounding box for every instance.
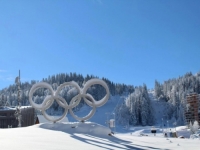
[29,79,110,123]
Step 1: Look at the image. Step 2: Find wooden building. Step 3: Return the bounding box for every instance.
[0,106,35,128]
[185,93,200,125]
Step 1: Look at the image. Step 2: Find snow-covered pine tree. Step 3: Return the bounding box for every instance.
[192,120,199,134]
[115,102,130,126]
[118,84,154,126]
[155,80,162,98]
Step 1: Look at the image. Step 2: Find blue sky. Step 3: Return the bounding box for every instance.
[0,0,200,89]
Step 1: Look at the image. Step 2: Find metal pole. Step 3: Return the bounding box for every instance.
[175,122,176,132]
[175,102,178,137]
[177,104,178,120]
[18,70,21,107]
[162,118,163,135]
[167,120,168,132]
[105,112,109,127]
[19,70,21,127]
[107,113,108,127]
[113,113,116,133]
[15,70,22,127]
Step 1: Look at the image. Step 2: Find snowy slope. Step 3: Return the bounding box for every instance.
[36,94,125,132]
[66,95,125,127]
[149,90,168,125]
[39,91,174,130]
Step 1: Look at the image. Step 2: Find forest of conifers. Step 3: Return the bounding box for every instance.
[0,71,200,126]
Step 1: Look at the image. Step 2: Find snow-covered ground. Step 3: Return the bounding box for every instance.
[1,93,200,149]
[1,122,200,150]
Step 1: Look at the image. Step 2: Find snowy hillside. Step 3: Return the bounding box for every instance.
[66,94,125,131]
[37,90,181,129]
[35,94,126,132]
[149,90,169,125]
[149,90,186,127]
[35,89,184,131]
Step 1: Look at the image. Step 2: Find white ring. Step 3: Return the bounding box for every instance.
[69,94,96,121]
[83,79,110,107]
[29,79,110,123]
[42,95,68,123]
[29,82,54,110]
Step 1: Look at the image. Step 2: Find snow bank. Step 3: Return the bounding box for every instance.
[39,122,112,137]
[176,126,191,138]
[37,115,69,123]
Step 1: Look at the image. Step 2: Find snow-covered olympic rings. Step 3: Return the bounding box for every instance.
[29,79,110,123]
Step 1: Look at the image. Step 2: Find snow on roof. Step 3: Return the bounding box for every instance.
[0,106,32,111]
[0,106,15,110]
